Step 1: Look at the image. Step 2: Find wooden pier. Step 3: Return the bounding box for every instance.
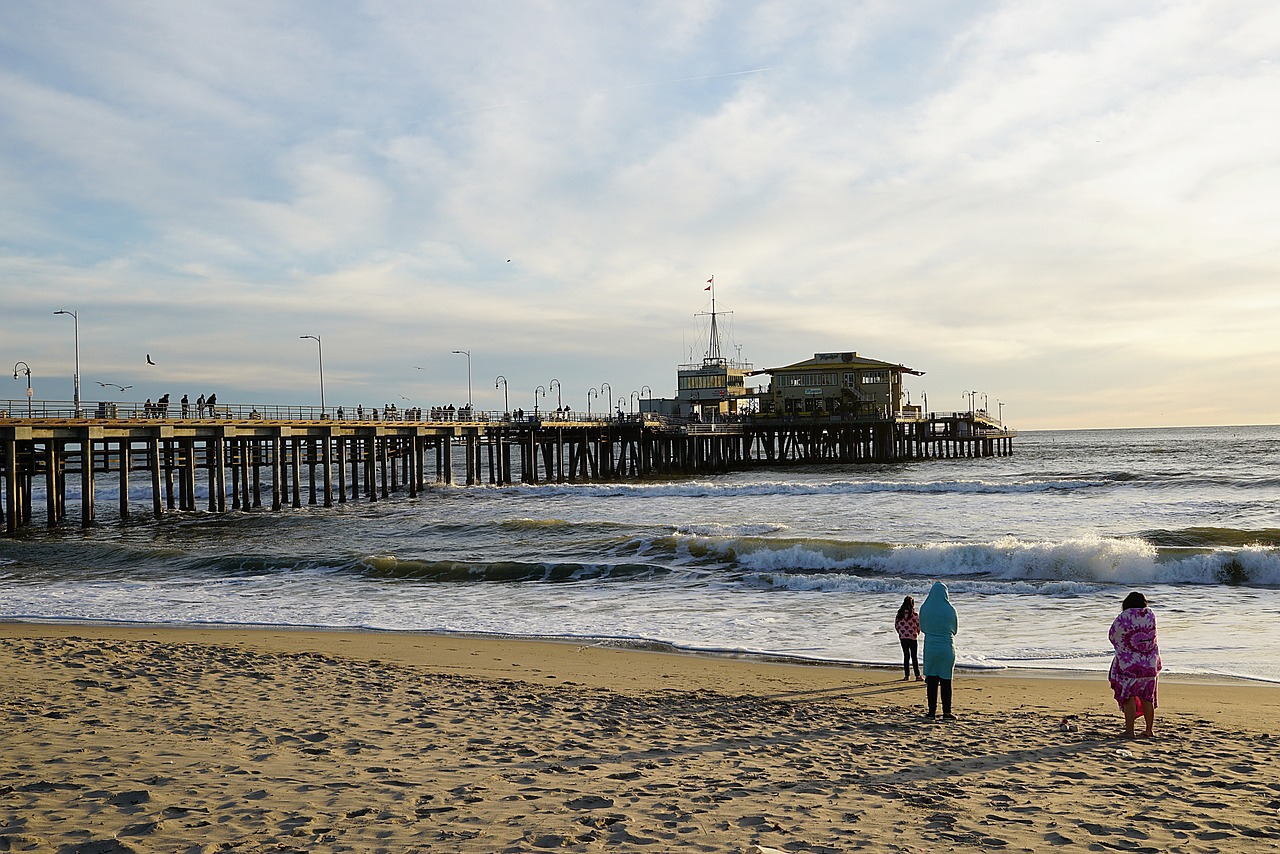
[1,405,1014,534]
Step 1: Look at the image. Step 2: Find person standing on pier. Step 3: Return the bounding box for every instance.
[205,393,217,417]
[196,394,205,417]
[181,395,189,418]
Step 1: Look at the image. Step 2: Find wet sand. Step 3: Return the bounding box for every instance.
[2,622,1278,853]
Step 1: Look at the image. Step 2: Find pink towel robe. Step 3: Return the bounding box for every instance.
[1108,606,1162,711]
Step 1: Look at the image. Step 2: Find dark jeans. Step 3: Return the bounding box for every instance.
[899,638,920,679]
[926,675,952,716]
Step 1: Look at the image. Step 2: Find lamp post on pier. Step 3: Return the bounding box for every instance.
[451,350,472,408]
[550,378,562,413]
[962,390,976,414]
[299,335,325,417]
[997,400,1004,425]
[53,309,80,417]
[630,391,639,416]
[12,362,32,418]
[495,375,508,416]
[587,387,597,417]
[534,385,546,419]
[600,382,612,419]
[640,385,652,414]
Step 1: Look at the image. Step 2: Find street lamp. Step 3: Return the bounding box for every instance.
[53,309,80,416]
[630,391,639,415]
[534,385,546,418]
[600,382,612,418]
[495,375,509,415]
[980,393,988,413]
[549,378,561,413]
[12,361,32,418]
[997,400,1004,425]
[640,385,652,412]
[299,335,325,416]
[587,387,597,417]
[962,390,976,414]
[451,350,472,408]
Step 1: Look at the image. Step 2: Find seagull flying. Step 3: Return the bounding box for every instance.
[96,382,132,392]
[146,354,155,365]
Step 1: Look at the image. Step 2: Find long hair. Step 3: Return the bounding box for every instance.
[896,596,915,622]
[1121,591,1148,611]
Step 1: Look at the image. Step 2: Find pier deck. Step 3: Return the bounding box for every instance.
[2,405,1014,533]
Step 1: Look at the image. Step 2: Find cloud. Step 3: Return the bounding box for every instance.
[2,1,1279,427]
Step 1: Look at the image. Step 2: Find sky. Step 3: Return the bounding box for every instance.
[2,1,1278,430]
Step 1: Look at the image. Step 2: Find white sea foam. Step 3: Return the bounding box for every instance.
[723,535,1280,587]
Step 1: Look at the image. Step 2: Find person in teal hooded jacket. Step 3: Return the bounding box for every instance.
[918,581,958,719]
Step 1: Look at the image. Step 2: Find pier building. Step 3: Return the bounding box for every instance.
[754,351,923,419]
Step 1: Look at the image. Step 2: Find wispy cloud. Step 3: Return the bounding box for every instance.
[2,1,1278,427]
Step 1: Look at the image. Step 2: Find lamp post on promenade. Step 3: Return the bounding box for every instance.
[962,390,976,414]
[534,385,546,419]
[495,375,509,416]
[600,382,612,418]
[587,387,597,417]
[12,362,32,417]
[550,379,561,413]
[451,350,472,408]
[299,335,325,417]
[630,391,639,416]
[640,385,652,414]
[53,309,80,416]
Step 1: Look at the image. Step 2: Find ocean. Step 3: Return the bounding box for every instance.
[2,425,1278,682]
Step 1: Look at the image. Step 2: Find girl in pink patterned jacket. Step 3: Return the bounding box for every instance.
[1109,591,1163,738]
[894,596,922,682]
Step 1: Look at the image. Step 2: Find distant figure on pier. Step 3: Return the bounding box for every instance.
[357,404,363,419]
[158,393,170,417]
[181,395,189,418]
[337,406,344,420]
[144,399,153,418]
[196,394,205,416]
[206,393,217,417]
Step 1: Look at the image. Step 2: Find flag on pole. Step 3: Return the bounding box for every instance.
[705,276,713,291]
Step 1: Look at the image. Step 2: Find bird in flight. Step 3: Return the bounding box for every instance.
[96,382,132,392]
[146,354,156,365]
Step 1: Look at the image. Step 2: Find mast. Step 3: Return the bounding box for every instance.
[697,275,727,365]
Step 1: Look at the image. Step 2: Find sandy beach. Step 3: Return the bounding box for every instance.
[2,622,1278,853]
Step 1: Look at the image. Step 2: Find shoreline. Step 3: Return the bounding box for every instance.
[4,620,1279,851]
[3,616,1276,687]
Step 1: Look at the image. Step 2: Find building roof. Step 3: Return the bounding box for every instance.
[750,351,924,377]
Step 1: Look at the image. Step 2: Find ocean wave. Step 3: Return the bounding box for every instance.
[674,522,789,537]
[685,534,1280,588]
[356,555,671,583]
[497,478,1100,499]
[1138,527,1280,548]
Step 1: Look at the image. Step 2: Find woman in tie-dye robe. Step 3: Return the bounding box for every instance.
[1109,591,1162,738]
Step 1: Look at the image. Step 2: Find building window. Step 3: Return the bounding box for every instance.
[784,372,836,388]
[860,371,887,384]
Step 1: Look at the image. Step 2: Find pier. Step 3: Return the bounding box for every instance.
[1,401,1014,533]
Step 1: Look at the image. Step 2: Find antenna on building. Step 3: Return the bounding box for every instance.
[695,275,731,366]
